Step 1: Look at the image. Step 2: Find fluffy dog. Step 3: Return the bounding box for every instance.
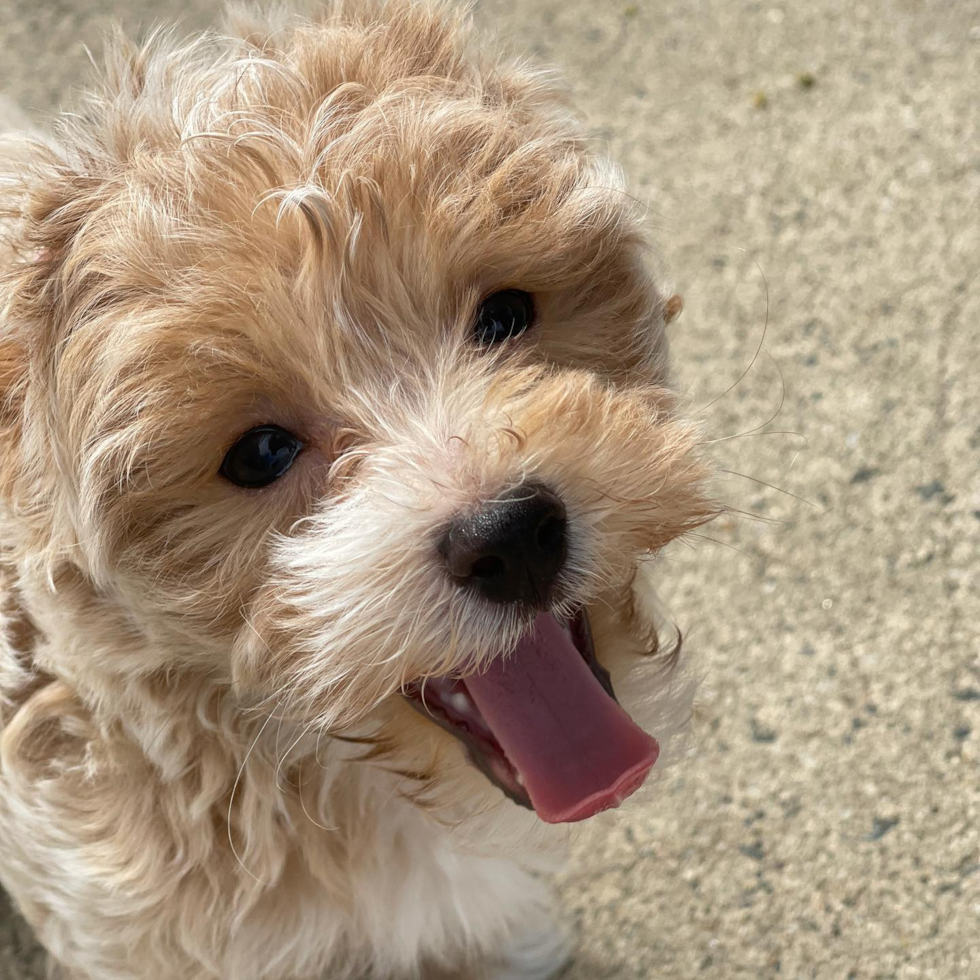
[0,2,715,978]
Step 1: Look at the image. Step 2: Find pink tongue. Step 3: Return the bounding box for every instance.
[463,613,659,823]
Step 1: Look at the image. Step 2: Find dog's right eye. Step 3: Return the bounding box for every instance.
[220,425,303,488]
[474,289,535,345]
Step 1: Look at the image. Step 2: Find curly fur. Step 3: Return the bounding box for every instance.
[0,2,716,978]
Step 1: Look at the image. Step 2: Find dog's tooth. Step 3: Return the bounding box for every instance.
[448,691,472,714]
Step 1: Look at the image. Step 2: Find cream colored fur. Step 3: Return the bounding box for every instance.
[0,2,715,978]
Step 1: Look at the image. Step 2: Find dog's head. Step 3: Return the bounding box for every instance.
[0,0,714,823]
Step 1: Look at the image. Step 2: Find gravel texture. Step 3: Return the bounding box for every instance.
[1,1,978,977]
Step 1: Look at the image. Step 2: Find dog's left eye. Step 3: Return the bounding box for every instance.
[474,289,535,345]
[220,425,303,488]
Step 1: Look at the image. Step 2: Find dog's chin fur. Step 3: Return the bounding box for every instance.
[0,2,715,978]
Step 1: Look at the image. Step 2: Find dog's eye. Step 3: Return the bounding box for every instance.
[474,289,535,345]
[220,425,303,488]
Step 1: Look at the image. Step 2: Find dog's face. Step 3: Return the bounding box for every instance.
[1,1,713,823]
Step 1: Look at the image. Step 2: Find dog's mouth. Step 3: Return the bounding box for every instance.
[402,610,659,823]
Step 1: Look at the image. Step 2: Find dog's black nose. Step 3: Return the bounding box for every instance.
[441,483,567,607]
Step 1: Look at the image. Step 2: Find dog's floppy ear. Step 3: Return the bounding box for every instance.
[0,141,42,500]
[0,304,30,501]
[0,138,97,500]
[0,333,27,495]
[663,293,683,325]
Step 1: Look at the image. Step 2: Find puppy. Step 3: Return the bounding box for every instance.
[0,2,715,978]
